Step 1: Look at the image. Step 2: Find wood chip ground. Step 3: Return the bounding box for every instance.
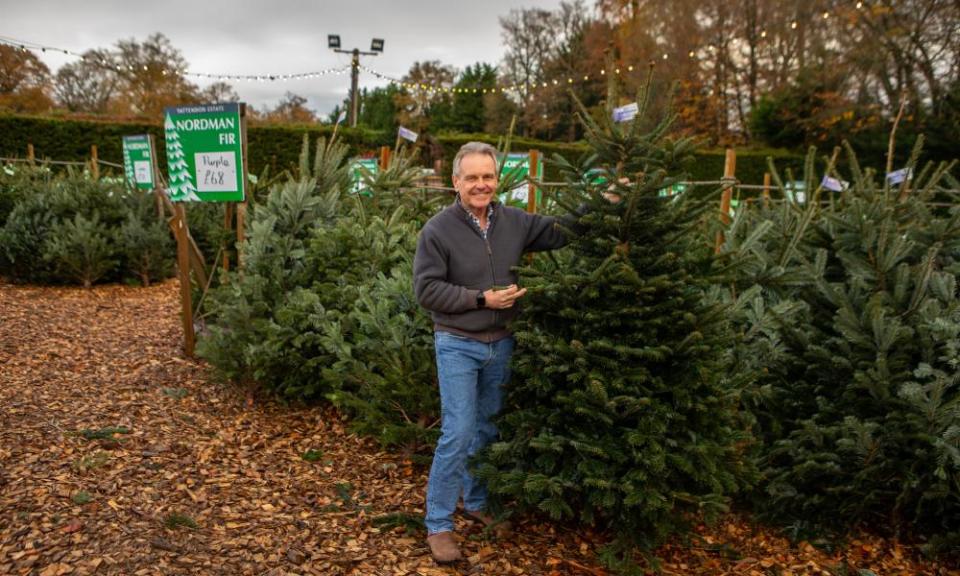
[1,280,955,575]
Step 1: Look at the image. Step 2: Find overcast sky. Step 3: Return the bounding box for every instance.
[1,0,567,119]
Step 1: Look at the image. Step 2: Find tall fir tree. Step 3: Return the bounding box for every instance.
[475,85,753,569]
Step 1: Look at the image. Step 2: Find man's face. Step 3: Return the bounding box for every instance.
[453,153,498,213]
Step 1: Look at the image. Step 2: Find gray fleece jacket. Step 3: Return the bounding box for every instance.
[413,200,571,342]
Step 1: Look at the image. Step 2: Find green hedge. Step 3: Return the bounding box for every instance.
[0,113,804,188]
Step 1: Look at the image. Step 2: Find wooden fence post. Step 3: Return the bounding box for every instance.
[527,149,539,214]
[90,145,99,180]
[762,172,771,209]
[379,146,391,170]
[715,148,737,253]
[27,143,35,166]
[172,204,195,357]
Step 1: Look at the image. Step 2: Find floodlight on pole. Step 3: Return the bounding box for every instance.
[329,35,383,128]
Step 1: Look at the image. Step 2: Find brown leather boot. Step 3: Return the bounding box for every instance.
[463,509,513,538]
[426,531,462,564]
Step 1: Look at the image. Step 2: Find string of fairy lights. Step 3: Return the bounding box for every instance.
[358,63,643,95]
[0,2,879,95]
[0,36,350,83]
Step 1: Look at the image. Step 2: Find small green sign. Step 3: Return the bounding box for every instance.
[163,103,245,203]
[122,135,155,191]
[784,180,806,204]
[350,158,379,195]
[499,153,542,207]
[658,183,688,197]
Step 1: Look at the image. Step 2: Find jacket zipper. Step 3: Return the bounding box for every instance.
[466,204,499,326]
[484,235,498,326]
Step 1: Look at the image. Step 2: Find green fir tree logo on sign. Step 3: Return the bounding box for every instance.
[164,114,200,202]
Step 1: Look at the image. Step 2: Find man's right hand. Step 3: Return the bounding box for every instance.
[484,284,527,309]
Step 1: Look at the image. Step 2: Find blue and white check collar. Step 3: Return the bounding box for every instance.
[457,197,495,239]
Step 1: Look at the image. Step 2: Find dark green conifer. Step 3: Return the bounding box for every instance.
[475,84,752,569]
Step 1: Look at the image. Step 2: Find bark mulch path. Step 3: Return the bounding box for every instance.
[0,280,955,576]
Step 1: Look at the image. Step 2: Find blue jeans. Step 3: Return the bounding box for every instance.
[425,331,515,535]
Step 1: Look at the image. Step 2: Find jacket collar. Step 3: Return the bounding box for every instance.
[454,195,498,220]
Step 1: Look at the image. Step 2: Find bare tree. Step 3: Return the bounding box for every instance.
[200,81,240,104]
[262,92,317,124]
[54,50,118,113]
[109,33,200,117]
[500,8,559,105]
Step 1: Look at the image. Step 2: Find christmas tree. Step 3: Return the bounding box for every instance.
[475,84,752,569]
[726,140,960,555]
[164,114,199,202]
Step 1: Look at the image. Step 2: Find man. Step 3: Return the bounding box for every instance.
[413,141,576,563]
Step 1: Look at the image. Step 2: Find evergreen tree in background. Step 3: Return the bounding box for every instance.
[725,141,960,555]
[475,87,753,569]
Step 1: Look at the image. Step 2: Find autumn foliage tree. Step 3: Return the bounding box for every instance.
[0,44,54,113]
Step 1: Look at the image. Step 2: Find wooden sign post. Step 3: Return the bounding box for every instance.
[172,204,195,357]
[163,102,247,356]
[235,104,249,270]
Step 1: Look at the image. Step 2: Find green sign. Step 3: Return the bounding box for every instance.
[658,183,688,197]
[122,135,155,191]
[350,158,379,195]
[163,103,245,203]
[784,180,806,204]
[584,168,608,186]
[499,153,542,207]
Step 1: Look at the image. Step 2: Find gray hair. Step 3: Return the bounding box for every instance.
[452,141,499,177]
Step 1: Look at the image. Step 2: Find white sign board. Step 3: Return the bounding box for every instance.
[612,103,639,123]
[398,126,419,142]
[134,160,153,185]
[886,167,912,185]
[195,152,238,192]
